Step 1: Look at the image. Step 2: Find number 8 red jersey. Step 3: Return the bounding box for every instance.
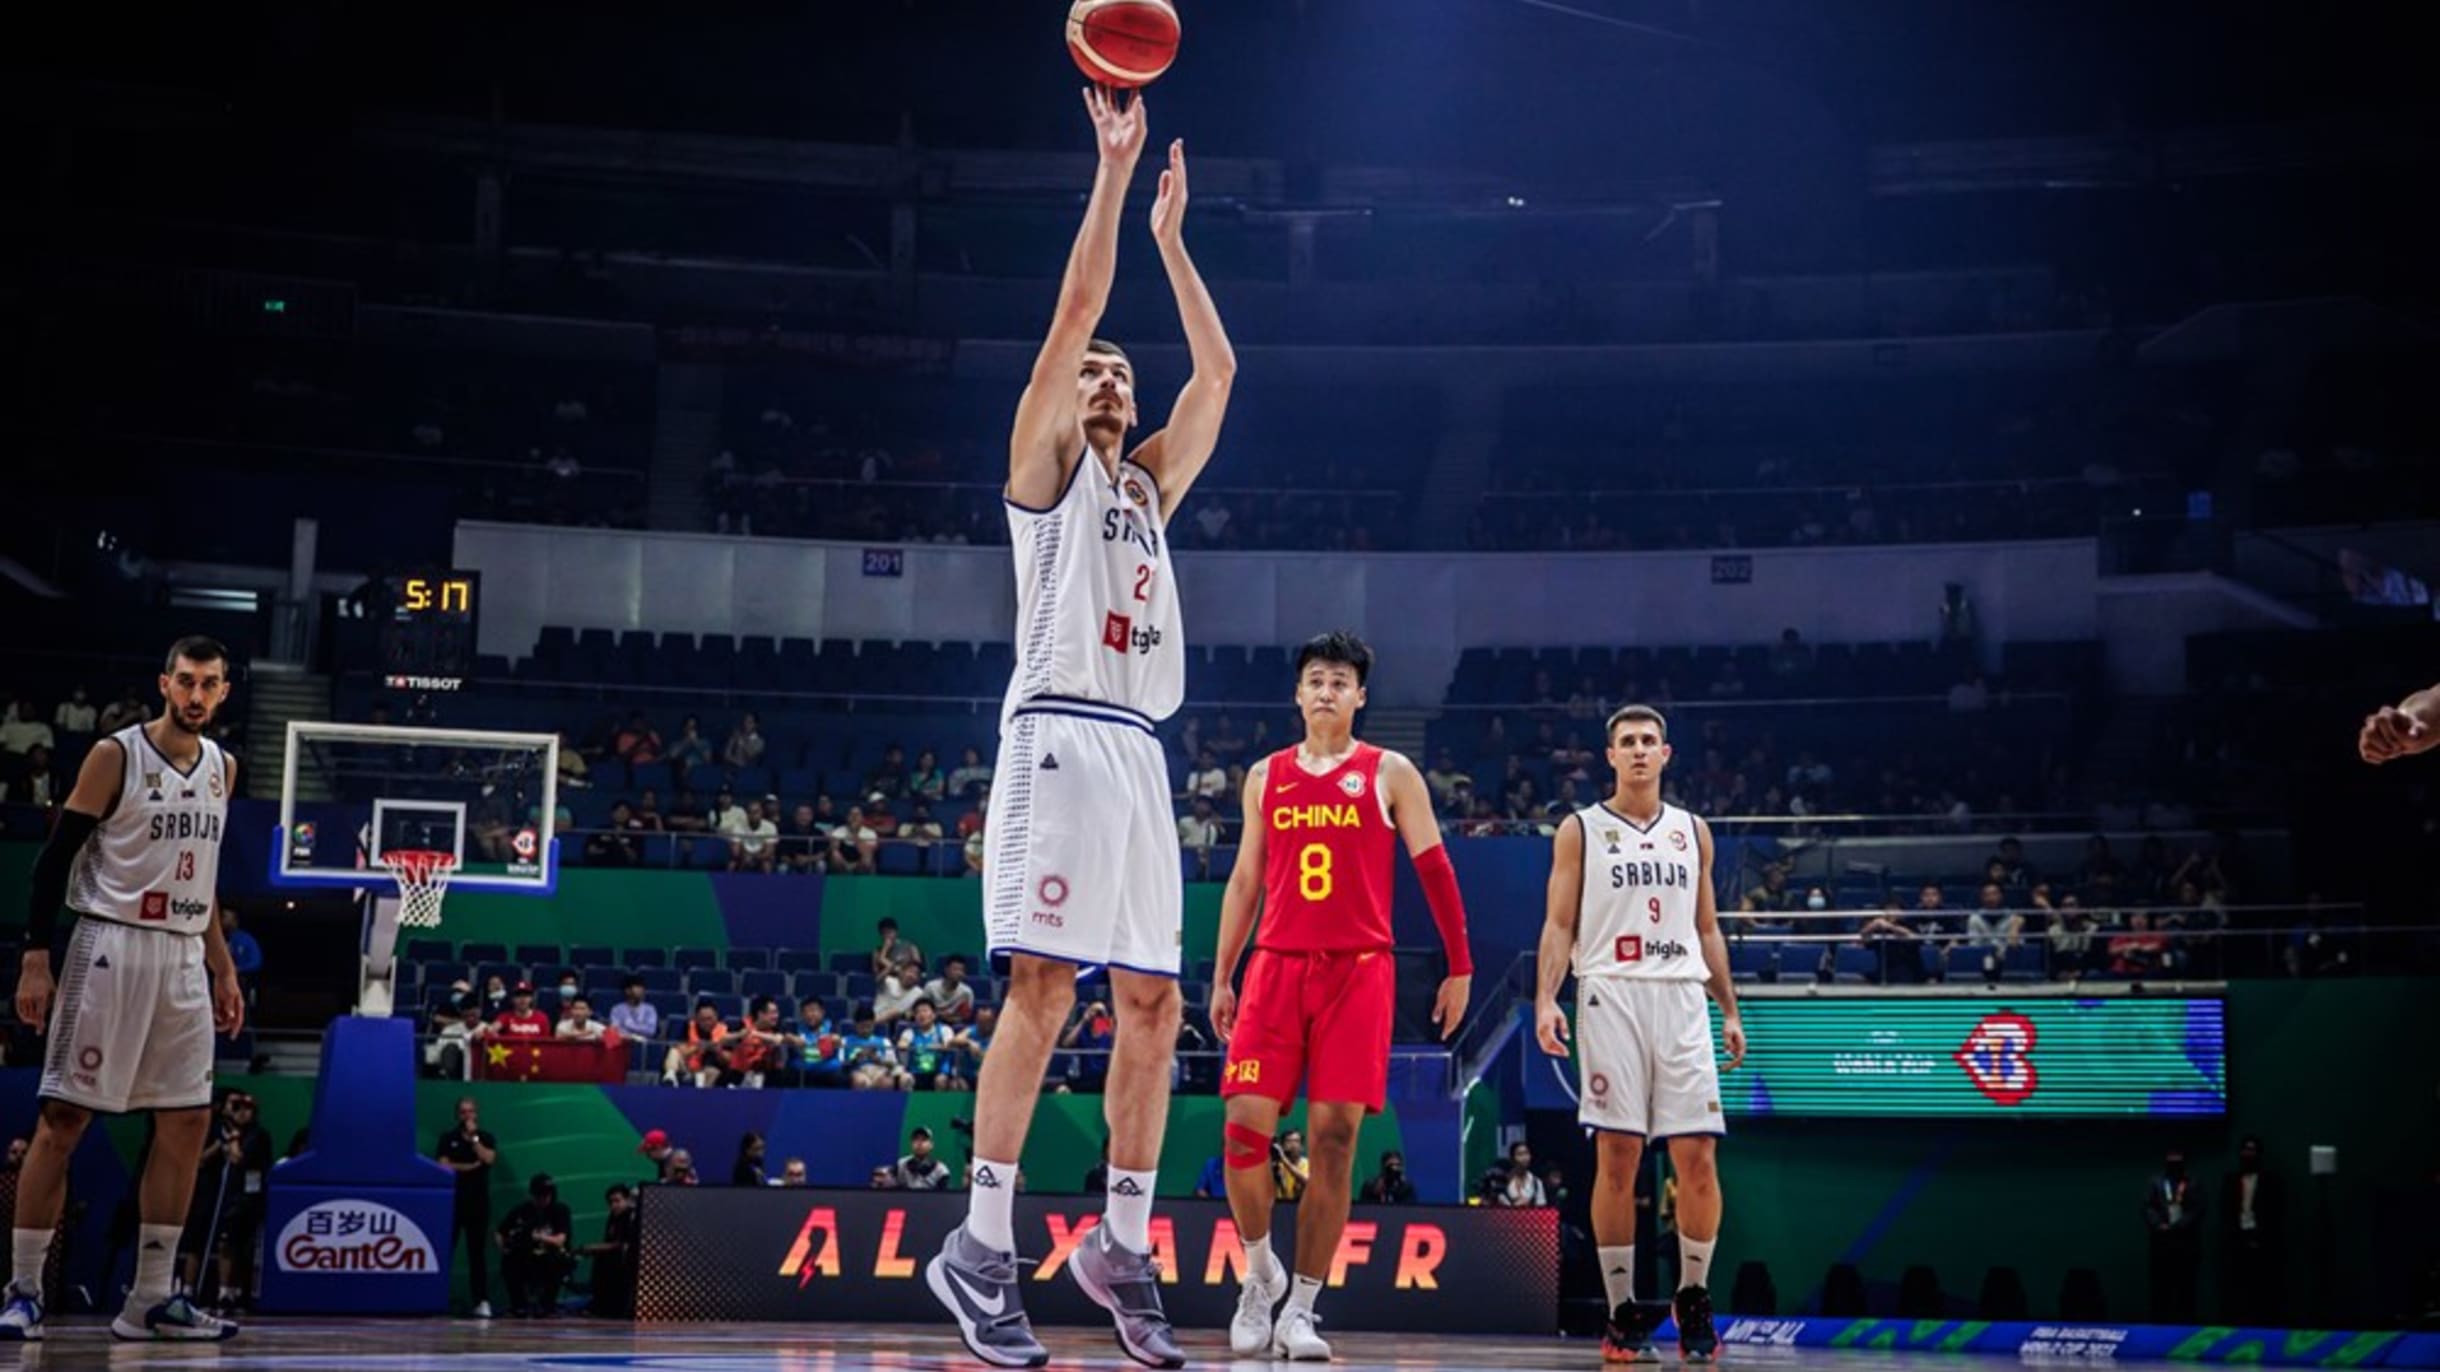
[1257,743,1397,952]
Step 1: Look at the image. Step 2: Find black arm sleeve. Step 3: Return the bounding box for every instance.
[25,809,102,947]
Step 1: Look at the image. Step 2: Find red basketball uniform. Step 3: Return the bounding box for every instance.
[1223,742,1400,1112]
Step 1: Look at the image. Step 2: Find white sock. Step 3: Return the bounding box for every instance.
[1287,1273,1323,1316]
[1680,1235,1717,1292]
[133,1224,181,1305]
[1105,1167,1158,1253]
[1245,1231,1281,1284]
[966,1156,1020,1253]
[1599,1245,1637,1310]
[11,1229,49,1293]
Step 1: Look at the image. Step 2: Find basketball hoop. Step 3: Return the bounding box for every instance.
[381,849,458,930]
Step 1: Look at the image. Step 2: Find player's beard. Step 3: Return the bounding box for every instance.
[167,703,213,736]
[1082,410,1127,448]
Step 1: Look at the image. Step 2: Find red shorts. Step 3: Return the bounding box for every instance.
[1221,948,1395,1113]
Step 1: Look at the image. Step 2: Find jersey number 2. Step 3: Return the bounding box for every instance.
[1132,564,1154,602]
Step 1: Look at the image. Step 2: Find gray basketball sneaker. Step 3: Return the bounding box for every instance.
[926,1223,1048,1369]
[1068,1222,1186,1369]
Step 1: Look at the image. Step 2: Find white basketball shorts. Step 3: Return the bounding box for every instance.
[986,699,1182,978]
[1575,978,1725,1139]
[41,916,216,1115]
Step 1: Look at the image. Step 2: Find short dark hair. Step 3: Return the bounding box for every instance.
[567,994,591,1009]
[623,975,645,989]
[1604,704,1668,745]
[1085,338,1130,370]
[164,635,229,675]
[751,995,778,1017]
[1294,631,1373,686]
[877,918,898,933]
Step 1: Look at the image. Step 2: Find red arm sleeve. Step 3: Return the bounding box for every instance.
[1412,843,1474,976]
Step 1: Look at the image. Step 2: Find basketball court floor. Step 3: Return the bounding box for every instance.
[2,1318,1972,1370]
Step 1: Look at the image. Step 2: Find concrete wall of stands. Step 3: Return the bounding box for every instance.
[456,522,2105,707]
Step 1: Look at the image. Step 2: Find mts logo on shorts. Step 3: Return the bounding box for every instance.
[1612,936,1689,963]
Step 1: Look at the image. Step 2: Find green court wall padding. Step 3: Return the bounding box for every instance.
[439,870,728,954]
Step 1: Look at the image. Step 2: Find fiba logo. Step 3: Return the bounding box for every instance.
[1338,772,1366,799]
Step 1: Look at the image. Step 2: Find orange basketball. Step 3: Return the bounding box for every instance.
[1067,0,1180,90]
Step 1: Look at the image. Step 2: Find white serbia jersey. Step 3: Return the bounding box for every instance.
[66,724,229,936]
[1572,801,1707,983]
[1001,451,1185,725]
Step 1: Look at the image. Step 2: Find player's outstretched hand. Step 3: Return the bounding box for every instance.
[1209,983,1237,1044]
[1083,85,1149,169]
[1533,1000,1570,1057]
[2360,704,2433,764]
[1150,139,1188,249]
[1721,1014,1747,1072]
[1432,974,1471,1041]
[15,951,54,1033]
[213,969,246,1037]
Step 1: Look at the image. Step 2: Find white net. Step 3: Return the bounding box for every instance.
[383,849,458,930]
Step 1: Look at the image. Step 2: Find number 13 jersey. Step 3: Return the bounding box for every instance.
[1571,801,1706,982]
[1002,452,1184,726]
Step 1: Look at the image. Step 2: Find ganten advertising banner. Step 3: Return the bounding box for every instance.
[637,1189,1557,1333]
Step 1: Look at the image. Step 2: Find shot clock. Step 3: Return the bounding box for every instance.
[377,571,480,690]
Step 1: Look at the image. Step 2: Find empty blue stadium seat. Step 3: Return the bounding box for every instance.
[741,970,790,999]
[514,943,562,969]
[623,946,669,969]
[1945,945,1999,983]
[569,944,615,970]
[2002,944,2049,981]
[828,952,869,975]
[687,968,739,998]
[776,948,825,973]
[1729,942,1777,983]
[636,968,683,994]
[405,939,453,965]
[672,947,719,972]
[726,947,773,971]
[1830,946,1879,984]
[461,942,509,967]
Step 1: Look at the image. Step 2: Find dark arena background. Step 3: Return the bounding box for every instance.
[3,2,2438,1368]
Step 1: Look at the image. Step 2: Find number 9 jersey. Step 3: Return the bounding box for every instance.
[1570,801,1707,983]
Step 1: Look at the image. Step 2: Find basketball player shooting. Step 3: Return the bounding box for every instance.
[1534,706,1743,1365]
[2358,681,2439,764]
[5,636,246,1344]
[1210,632,1474,1360]
[926,85,1234,1371]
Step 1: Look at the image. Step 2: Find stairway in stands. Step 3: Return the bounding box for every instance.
[647,363,726,534]
[1365,708,1433,762]
[241,664,332,802]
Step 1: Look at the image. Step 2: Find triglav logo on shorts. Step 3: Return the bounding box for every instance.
[276,1200,438,1274]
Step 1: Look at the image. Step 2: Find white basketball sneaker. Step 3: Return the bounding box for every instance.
[0,1278,44,1342]
[1272,1304,1333,1361]
[1230,1268,1287,1357]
